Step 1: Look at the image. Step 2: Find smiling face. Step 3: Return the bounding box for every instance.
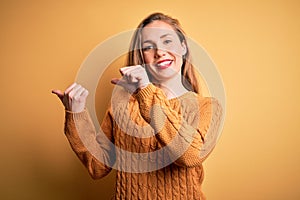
[141,20,187,83]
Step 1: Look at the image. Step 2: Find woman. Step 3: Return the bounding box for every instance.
[52,13,222,200]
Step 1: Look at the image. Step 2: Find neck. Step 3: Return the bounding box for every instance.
[154,73,189,99]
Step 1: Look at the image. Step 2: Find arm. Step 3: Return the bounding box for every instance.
[134,84,222,167]
[53,83,115,179]
[64,109,115,179]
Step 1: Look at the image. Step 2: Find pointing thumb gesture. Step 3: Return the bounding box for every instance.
[52,83,89,113]
[52,89,64,100]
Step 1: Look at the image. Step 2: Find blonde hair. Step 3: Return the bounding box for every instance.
[127,12,201,94]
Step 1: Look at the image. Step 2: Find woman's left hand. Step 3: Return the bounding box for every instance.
[111,65,150,93]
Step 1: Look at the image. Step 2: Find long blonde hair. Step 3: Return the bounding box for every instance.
[127,12,200,94]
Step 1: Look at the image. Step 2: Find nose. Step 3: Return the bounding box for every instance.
[154,47,166,58]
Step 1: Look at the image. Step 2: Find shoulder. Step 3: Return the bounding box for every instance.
[180,92,222,114]
[180,92,221,107]
[197,96,223,122]
[198,96,221,107]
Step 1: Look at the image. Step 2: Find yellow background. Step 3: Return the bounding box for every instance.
[1,0,300,199]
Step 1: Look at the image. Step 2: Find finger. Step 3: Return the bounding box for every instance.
[73,87,86,100]
[111,78,121,85]
[127,74,138,83]
[121,65,141,71]
[119,66,132,74]
[135,69,147,81]
[119,66,133,75]
[81,89,89,98]
[127,67,146,82]
[111,78,130,86]
[64,83,77,94]
[51,89,64,100]
[123,67,143,83]
[111,78,129,87]
[68,84,82,98]
[120,65,141,74]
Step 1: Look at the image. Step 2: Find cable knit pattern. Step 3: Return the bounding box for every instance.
[64,84,222,200]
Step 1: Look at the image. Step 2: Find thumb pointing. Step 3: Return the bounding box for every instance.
[51,89,64,100]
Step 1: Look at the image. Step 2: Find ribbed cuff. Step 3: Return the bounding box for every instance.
[65,108,89,121]
[134,83,156,102]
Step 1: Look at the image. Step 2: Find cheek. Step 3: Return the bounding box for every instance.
[170,45,184,56]
[174,54,183,69]
[143,53,153,64]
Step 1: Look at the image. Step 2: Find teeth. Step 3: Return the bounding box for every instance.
[157,61,172,67]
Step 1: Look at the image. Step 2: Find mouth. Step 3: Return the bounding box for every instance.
[155,59,173,69]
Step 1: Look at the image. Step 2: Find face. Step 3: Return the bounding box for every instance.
[141,20,187,83]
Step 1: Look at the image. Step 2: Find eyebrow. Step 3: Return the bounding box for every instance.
[160,33,172,38]
[142,33,172,44]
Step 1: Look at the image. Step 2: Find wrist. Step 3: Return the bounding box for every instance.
[138,82,150,90]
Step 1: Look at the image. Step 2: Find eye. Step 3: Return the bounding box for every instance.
[142,45,155,51]
[163,39,172,45]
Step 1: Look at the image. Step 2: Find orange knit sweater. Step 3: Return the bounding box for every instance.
[64,84,222,200]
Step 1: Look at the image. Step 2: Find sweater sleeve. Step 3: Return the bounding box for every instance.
[134,84,222,167]
[64,109,115,179]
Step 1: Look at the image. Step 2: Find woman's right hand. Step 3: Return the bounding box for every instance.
[52,83,89,113]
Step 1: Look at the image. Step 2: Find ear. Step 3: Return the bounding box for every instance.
[181,41,187,56]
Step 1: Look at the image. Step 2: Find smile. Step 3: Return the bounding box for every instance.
[156,60,173,69]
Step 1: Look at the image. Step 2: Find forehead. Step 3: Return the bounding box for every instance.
[141,21,177,41]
